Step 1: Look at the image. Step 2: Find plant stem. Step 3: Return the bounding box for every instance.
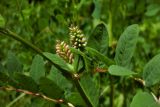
[108,0,113,46]
[109,75,114,107]
[74,55,80,72]
[108,0,114,106]
[0,28,93,107]
[122,78,127,107]
[0,86,74,107]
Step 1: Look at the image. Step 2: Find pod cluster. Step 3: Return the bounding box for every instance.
[56,40,73,64]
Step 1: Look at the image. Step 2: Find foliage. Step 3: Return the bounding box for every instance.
[0,0,160,107]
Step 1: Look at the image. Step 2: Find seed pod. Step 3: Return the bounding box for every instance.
[69,25,87,50]
[55,40,74,64]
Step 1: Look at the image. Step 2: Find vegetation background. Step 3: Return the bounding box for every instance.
[0,0,160,107]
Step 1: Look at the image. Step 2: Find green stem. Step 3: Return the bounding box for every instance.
[108,0,114,106]
[108,11,113,46]
[74,55,80,72]
[108,0,113,46]
[109,75,114,107]
[0,28,93,107]
[72,0,78,24]
[122,78,127,107]
[6,93,26,107]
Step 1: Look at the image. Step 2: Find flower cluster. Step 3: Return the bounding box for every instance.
[55,25,87,64]
[69,25,87,50]
[55,40,73,64]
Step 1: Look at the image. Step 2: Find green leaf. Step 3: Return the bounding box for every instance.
[87,23,109,55]
[6,51,23,74]
[108,65,136,76]
[114,24,139,67]
[65,92,85,106]
[13,73,39,92]
[80,74,99,107]
[48,66,72,90]
[30,55,45,83]
[130,91,160,107]
[143,54,160,87]
[86,47,114,66]
[43,52,72,72]
[145,4,160,17]
[70,47,92,72]
[39,77,63,99]
[0,14,5,27]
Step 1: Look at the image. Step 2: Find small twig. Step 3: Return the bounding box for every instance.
[0,86,75,107]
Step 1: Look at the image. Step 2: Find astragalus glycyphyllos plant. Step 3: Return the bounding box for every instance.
[0,23,160,107]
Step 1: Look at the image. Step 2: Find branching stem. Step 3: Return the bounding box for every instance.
[0,86,74,107]
[0,28,93,107]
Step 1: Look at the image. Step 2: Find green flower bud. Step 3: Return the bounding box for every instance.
[69,25,87,50]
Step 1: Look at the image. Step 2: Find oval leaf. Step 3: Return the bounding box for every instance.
[130,91,160,107]
[80,74,99,107]
[87,23,109,55]
[143,54,160,87]
[108,65,136,76]
[30,55,45,83]
[43,52,72,72]
[114,24,139,67]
